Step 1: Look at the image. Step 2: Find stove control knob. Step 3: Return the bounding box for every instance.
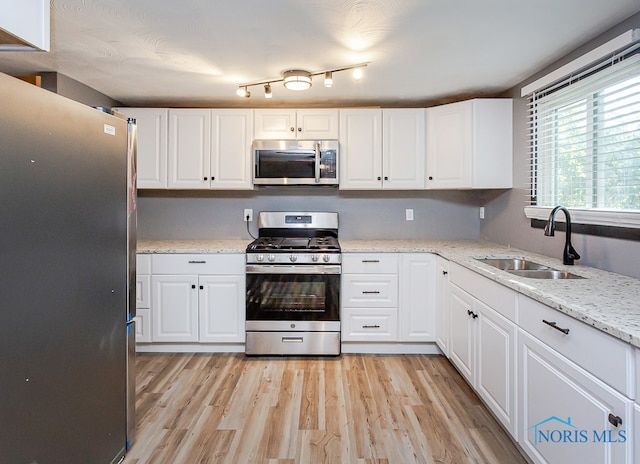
[322,254,330,263]
[267,254,276,262]
[311,254,320,262]
[256,254,265,262]
[289,254,298,262]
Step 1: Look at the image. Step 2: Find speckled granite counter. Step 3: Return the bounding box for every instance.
[137,239,250,254]
[137,239,640,348]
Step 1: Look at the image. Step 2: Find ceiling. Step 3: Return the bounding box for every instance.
[0,0,639,107]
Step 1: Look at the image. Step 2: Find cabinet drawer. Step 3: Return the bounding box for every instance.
[151,253,244,275]
[342,309,398,341]
[137,254,151,274]
[519,294,634,397]
[342,274,398,307]
[342,253,398,274]
[136,274,150,309]
[450,262,516,321]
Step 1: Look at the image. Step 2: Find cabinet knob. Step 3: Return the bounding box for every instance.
[442,270,448,275]
[428,176,433,180]
[608,413,623,427]
[290,127,295,132]
[199,285,204,290]
[203,177,208,181]
[212,176,215,181]
[384,176,389,181]
[298,127,302,132]
[377,176,382,181]
[191,284,196,289]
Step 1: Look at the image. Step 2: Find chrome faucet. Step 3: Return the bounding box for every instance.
[544,206,581,265]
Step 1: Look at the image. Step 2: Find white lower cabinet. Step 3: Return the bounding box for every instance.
[448,263,517,437]
[198,275,245,343]
[634,403,639,464]
[435,257,450,355]
[152,274,199,342]
[341,253,436,344]
[518,330,633,464]
[135,255,152,343]
[147,253,245,345]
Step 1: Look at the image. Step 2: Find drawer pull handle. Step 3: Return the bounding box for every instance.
[608,413,623,427]
[542,319,570,334]
[362,325,381,329]
[442,270,448,275]
[282,337,303,343]
[362,259,380,263]
[467,310,478,319]
[188,260,207,264]
[362,290,381,294]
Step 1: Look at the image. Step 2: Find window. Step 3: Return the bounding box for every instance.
[525,45,640,229]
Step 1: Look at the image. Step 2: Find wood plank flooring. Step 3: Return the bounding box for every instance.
[123,353,526,464]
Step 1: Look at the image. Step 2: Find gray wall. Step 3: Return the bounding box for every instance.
[481,12,640,279]
[137,189,494,241]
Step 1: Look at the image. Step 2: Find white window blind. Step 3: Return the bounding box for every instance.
[526,46,640,226]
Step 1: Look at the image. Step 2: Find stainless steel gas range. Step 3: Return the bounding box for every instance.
[245,212,341,356]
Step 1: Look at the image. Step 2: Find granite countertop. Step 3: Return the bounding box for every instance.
[137,238,640,349]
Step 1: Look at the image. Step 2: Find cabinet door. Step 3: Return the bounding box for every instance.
[296,109,339,139]
[435,257,450,356]
[449,283,475,385]
[425,100,472,189]
[134,307,151,343]
[168,109,211,189]
[254,109,297,139]
[339,109,383,189]
[211,109,253,189]
[151,275,199,342]
[198,275,245,343]
[117,108,168,189]
[382,109,426,189]
[476,300,517,438]
[399,253,436,342]
[519,330,632,464]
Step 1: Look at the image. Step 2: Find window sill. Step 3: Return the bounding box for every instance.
[525,207,640,240]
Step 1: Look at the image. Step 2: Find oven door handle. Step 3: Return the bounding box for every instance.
[246,264,342,275]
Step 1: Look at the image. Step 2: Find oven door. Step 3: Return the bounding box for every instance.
[246,264,340,326]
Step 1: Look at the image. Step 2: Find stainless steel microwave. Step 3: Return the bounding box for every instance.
[253,140,339,186]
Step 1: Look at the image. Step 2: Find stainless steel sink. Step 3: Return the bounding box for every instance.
[475,258,585,279]
[475,258,550,271]
[506,269,584,279]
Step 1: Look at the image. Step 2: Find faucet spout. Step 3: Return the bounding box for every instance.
[544,206,581,265]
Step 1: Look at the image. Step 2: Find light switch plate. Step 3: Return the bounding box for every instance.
[406,209,414,221]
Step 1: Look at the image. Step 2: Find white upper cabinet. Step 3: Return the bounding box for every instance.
[339,109,383,189]
[167,109,253,190]
[168,109,211,189]
[114,108,168,189]
[383,109,426,189]
[254,109,338,139]
[339,108,425,189]
[210,109,253,189]
[426,99,512,189]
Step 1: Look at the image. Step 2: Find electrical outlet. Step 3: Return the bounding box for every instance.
[244,208,253,222]
[479,207,485,219]
[405,209,414,221]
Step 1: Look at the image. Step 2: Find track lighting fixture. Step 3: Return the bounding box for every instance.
[236,62,368,98]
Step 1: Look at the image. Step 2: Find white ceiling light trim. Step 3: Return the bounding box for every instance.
[282,70,312,90]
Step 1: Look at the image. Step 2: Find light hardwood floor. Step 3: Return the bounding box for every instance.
[123,353,527,464]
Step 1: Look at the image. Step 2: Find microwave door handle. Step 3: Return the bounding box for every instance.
[314,142,320,183]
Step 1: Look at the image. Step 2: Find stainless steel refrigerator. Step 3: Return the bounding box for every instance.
[0,72,137,464]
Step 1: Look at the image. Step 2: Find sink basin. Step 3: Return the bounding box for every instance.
[504,269,584,279]
[476,258,550,271]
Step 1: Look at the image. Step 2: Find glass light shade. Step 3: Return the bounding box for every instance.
[236,87,248,97]
[283,70,312,90]
[264,84,272,98]
[353,67,363,80]
[324,71,333,87]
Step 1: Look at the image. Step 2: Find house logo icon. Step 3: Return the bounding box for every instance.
[529,416,577,445]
